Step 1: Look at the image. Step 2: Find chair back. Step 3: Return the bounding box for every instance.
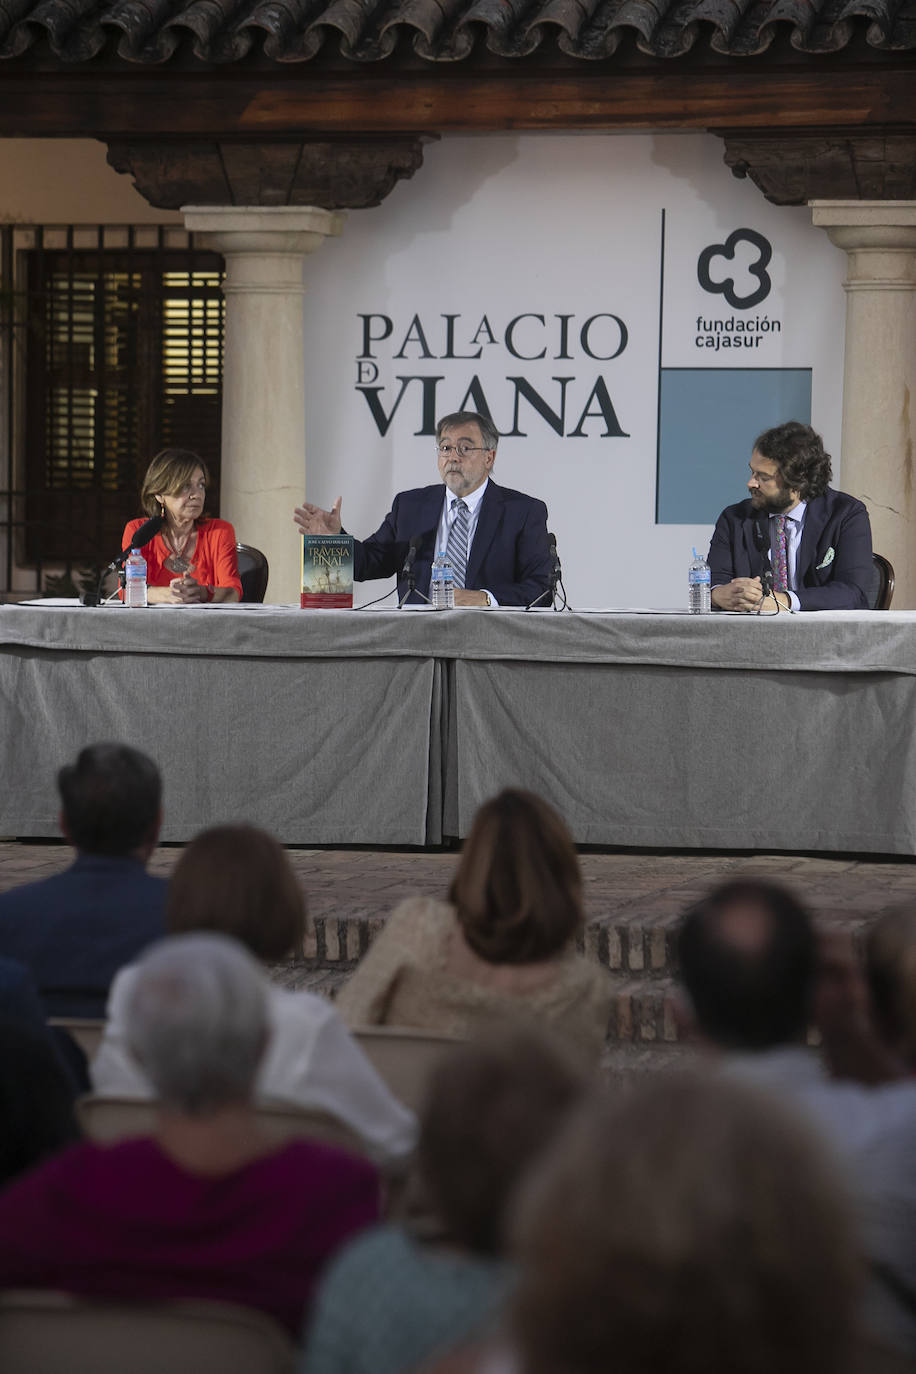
[75,1095,366,1154]
[47,1018,105,1060]
[352,1025,465,1114]
[236,543,269,603]
[869,552,895,610]
[0,1291,294,1374]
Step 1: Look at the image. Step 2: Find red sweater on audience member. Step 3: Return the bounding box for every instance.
[0,1135,379,1335]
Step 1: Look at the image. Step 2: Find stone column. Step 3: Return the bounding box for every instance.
[182,206,345,604]
[811,201,916,608]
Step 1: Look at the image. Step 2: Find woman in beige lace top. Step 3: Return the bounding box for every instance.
[336,791,613,1062]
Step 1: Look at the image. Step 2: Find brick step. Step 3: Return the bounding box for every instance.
[302,905,880,982]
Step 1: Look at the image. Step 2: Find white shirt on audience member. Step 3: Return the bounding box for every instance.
[92,966,417,1166]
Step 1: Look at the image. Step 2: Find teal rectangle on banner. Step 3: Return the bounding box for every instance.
[657,368,812,524]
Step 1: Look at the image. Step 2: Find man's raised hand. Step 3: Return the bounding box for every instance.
[294,496,343,536]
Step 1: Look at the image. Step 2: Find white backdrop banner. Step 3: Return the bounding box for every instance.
[300,133,847,609]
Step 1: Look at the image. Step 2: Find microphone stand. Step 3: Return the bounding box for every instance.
[755,568,778,615]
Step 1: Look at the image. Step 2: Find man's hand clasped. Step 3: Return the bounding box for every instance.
[711,577,790,614]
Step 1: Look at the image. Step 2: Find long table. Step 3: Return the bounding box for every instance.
[2,603,915,853]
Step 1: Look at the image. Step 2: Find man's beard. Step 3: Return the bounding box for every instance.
[750,487,795,514]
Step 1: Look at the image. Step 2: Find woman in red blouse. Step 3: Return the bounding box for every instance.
[122,449,242,604]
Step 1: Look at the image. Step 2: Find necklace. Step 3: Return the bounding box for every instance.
[162,525,197,575]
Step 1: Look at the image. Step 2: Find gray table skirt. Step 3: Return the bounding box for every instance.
[3,604,915,852]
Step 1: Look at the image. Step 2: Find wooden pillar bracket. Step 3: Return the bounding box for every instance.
[106,135,438,210]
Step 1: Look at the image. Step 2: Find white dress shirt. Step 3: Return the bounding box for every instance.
[92,965,418,1165]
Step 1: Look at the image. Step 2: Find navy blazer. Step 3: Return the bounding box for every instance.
[708,489,874,611]
[353,479,552,607]
[0,854,166,1018]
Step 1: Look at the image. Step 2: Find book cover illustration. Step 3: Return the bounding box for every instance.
[300,535,355,609]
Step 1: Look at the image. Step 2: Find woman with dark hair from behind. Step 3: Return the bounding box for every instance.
[92,825,417,1166]
[301,1029,584,1374]
[337,790,613,1060]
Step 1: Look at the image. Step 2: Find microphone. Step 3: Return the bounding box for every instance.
[106,514,163,573]
[398,533,431,607]
[752,516,773,595]
[751,514,775,606]
[526,533,562,611]
[401,534,422,577]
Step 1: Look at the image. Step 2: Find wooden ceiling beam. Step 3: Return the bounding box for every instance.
[0,67,913,138]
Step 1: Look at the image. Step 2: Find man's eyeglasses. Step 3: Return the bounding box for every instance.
[437,443,490,458]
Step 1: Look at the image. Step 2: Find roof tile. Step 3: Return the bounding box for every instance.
[1,0,914,59]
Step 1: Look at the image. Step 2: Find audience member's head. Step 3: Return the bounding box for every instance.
[512,1072,859,1374]
[57,743,162,858]
[865,906,916,1069]
[417,1030,583,1256]
[166,824,306,962]
[125,933,269,1116]
[449,790,583,965]
[0,1020,79,1185]
[676,879,816,1051]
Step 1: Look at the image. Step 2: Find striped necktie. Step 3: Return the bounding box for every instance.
[446,499,469,590]
[773,514,789,593]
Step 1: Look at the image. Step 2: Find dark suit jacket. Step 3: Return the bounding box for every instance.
[353,479,552,607]
[0,854,167,1018]
[0,957,49,1035]
[708,489,874,611]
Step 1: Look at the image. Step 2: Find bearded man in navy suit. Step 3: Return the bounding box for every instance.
[294,411,552,608]
[708,421,874,613]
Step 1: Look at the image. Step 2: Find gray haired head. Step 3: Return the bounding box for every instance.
[436,411,499,453]
[125,933,269,1115]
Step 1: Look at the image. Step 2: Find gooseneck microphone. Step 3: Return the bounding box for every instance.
[106,514,164,573]
[526,533,564,611]
[401,535,421,578]
[752,515,776,608]
[80,514,165,606]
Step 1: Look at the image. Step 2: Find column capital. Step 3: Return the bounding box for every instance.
[810,200,916,231]
[810,201,916,287]
[182,204,345,257]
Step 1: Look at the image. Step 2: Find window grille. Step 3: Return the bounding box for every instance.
[6,225,224,578]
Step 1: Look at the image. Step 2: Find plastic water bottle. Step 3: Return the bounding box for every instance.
[688,547,710,614]
[430,550,455,610]
[124,547,148,607]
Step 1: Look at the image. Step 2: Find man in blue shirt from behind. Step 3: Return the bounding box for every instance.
[0,743,166,1018]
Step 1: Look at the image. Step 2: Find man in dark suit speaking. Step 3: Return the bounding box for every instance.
[294,411,552,607]
[708,421,874,612]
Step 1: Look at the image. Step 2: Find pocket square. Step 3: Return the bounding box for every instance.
[816,547,835,570]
